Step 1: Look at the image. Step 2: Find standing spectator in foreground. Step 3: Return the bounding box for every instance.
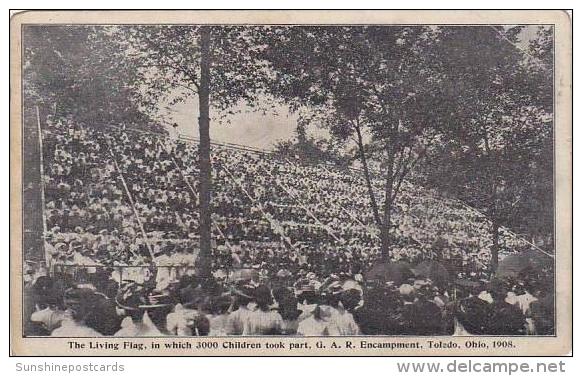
[206,294,232,336]
[114,283,164,337]
[51,288,103,337]
[277,294,303,335]
[327,285,360,336]
[226,284,255,335]
[243,285,283,335]
[453,286,493,336]
[29,276,67,334]
[485,284,526,335]
[405,281,443,335]
[296,286,338,336]
[166,285,210,336]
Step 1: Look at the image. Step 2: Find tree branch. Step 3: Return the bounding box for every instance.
[136,62,201,92]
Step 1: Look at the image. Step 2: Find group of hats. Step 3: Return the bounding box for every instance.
[231,281,256,300]
[153,243,176,257]
[295,274,362,297]
[64,286,98,306]
[115,281,172,311]
[398,278,433,296]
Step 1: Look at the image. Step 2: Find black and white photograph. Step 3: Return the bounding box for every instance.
[9,10,572,356]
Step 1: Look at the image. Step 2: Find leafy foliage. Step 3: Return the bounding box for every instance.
[260,26,446,258]
[420,26,554,253]
[22,26,156,130]
[115,26,271,120]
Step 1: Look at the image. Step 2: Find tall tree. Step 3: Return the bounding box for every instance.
[261,26,442,260]
[421,26,554,270]
[22,26,154,130]
[117,26,267,274]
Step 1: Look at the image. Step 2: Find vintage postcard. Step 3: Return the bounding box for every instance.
[9,10,572,356]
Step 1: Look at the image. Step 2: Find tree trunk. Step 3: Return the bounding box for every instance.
[354,120,382,228]
[379,222,391,261]
[381,147,396,261]
[487,155,500,274]
[197,27,212,277]
[490,220,500,273]
[381,195,393,261]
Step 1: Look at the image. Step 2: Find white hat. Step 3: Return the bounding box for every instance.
[399,284,415,296]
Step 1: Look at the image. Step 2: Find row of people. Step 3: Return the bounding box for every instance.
[24,268,554,337]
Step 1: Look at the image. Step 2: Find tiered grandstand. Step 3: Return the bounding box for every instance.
[36,117,545,280]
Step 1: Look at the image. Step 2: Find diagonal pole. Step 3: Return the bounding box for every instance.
[35,106,49,268]
[220,162,298,253]
[258,164,341,242]
[106,139,155,260]
[156,138,233,253]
